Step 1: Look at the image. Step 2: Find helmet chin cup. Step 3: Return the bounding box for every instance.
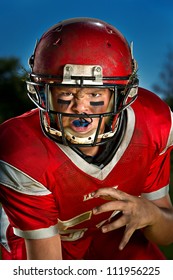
[40,109,121,147]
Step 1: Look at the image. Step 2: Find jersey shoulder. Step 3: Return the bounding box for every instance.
[131,87,172,152]
[0,109,66,178]
[0,109,42,154]
[135,87,171,115]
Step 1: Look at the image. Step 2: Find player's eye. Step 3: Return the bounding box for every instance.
[89,92,102,98]
[59,92,74,99]
[62,92,73,96]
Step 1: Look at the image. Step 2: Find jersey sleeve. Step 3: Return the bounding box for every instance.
[142,111,173,200]
[0,160,59,239]
[141,148,171,200]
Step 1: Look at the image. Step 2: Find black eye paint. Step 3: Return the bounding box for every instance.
[90,101,104,106]
[56,98,71,112]
[57,99,71,105]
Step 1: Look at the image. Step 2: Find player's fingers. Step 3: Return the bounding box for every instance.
[119,224,136,250]
[93,187,129,201]
[93,200,126,215]
[101,214,127,233]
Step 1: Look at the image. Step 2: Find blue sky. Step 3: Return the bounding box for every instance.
[1,0,173,93]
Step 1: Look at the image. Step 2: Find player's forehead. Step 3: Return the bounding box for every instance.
[52,86,111,94]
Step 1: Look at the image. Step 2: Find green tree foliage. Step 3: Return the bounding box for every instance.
[0,57,34,124]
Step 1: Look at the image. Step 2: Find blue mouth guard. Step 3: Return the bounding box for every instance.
[73,119,90,127]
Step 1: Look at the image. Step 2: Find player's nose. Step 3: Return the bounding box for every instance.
[71,98,89,114]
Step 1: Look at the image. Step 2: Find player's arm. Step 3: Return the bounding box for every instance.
[25,234,62,260]
[92,188,173,250]
[142,194,173,245]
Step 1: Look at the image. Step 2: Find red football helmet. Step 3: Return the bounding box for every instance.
[26,17,138,147]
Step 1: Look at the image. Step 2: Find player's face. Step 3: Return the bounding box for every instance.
[50,87,112,138]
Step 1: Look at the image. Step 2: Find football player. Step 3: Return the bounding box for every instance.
[1,17,173,260]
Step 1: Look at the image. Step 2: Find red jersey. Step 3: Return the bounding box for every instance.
[0,88,173,259]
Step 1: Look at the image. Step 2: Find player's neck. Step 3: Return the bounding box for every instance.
[79,146,100,157]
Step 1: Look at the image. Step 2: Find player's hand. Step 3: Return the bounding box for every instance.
[92,187,159,250]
